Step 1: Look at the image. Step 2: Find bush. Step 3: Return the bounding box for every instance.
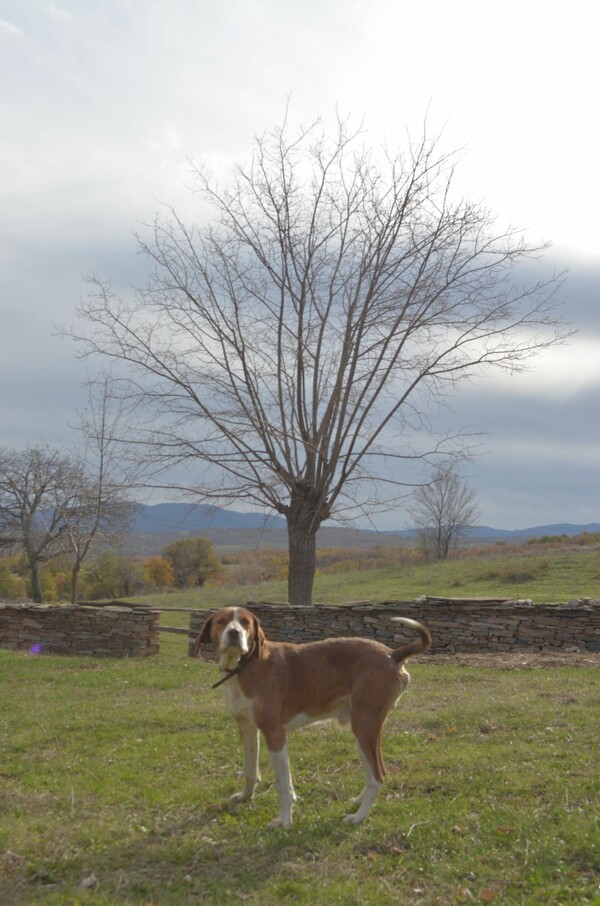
[83,551,146,600]
[0,557,27,600]
[143,556,175,590]
[162,537,222,587]
[227,549,288,584]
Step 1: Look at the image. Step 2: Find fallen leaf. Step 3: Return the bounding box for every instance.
[479,888,497,901]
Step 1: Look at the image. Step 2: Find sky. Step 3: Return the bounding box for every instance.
[1,0,599,531]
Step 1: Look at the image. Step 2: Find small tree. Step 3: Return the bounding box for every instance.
[0,446,80,601]
[408,465,480,560]
[57,374,136,602]
[0,391,135,602]
[163,537,221,587]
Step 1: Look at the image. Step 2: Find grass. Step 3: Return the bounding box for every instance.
[2,632,600,904]
[126,545,600,613]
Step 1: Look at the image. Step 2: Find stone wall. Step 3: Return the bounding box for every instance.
[189,597,600,656]
[0,604,160,657]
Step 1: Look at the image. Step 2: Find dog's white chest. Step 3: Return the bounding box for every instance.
[223,678,254,721]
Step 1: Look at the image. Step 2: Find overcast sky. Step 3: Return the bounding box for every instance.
[1,0,598,531]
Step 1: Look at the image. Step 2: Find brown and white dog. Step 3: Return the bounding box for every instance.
[194,606,431,828]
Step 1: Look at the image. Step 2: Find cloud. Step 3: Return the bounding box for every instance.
[47,4,73,22]
[0,18,23,36]
[1,0,598,532]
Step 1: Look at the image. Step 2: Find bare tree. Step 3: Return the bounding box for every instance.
[0,381,135,603]
[408,464,480,560]
[68,113,568,605]
[0,446,79,601]
[56,374,136,603]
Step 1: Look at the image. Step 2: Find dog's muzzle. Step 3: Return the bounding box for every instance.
[221,625,249,654]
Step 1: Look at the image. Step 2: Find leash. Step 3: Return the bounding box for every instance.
[211,645,256,689]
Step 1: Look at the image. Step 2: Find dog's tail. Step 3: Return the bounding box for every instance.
[389,617,432,662]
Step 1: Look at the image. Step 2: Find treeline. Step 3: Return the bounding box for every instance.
[0,537,222,603]
[0,542,416,603]
[525,532,600,547]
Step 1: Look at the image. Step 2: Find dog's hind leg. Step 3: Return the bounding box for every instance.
[231,718,260,803]
[344,715,386,825]
[343,743,383,825]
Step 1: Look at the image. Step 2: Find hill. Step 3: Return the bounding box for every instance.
[130,502,286,534]
[125,504,600,555]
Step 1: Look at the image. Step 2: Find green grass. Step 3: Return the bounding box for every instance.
[2,635,599,904]
[127,546,600,612]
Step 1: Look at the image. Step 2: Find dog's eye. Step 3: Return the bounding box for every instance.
[239,617,250,628]
[216,618,227,626]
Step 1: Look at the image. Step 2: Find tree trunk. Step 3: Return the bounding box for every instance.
[287,519,318,607]
[30,559,43,603]
[71,565,80,604]
[285,486,330,606]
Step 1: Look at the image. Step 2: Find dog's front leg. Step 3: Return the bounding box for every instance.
[231,718,260,804]
[268,741,297,829]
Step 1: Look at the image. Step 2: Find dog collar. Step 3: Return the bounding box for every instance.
[212,647,255,689]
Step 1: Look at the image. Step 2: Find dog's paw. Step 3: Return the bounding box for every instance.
[230,790,253,804]
[267,815,293,830]
[342,811,366,825]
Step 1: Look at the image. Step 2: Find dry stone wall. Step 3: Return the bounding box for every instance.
[0,604,160,657]
[189,598,600,656]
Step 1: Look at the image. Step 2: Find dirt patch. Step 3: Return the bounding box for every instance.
[415,651,600,669]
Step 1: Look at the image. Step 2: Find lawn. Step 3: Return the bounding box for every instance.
[1,632,599,905]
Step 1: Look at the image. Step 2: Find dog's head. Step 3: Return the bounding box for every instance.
[193,607,266,668]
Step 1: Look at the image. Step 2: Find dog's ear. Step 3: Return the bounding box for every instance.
[192,614,214,658]
[252,614,266,659]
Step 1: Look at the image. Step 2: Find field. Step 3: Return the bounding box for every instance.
[128,542,600,611]
[2,542,599,904]
[2,630,600,905]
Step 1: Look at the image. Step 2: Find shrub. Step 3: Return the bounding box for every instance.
[0,557,27,600]
[84,551,146,600]
[162,537,222,587]
[143,556,175,590]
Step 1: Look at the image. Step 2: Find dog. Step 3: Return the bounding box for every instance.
[194,606,431,828]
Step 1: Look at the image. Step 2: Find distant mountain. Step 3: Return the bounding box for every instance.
[128,504,599,552]
[466,523,600,541]
[130,502,286,534]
